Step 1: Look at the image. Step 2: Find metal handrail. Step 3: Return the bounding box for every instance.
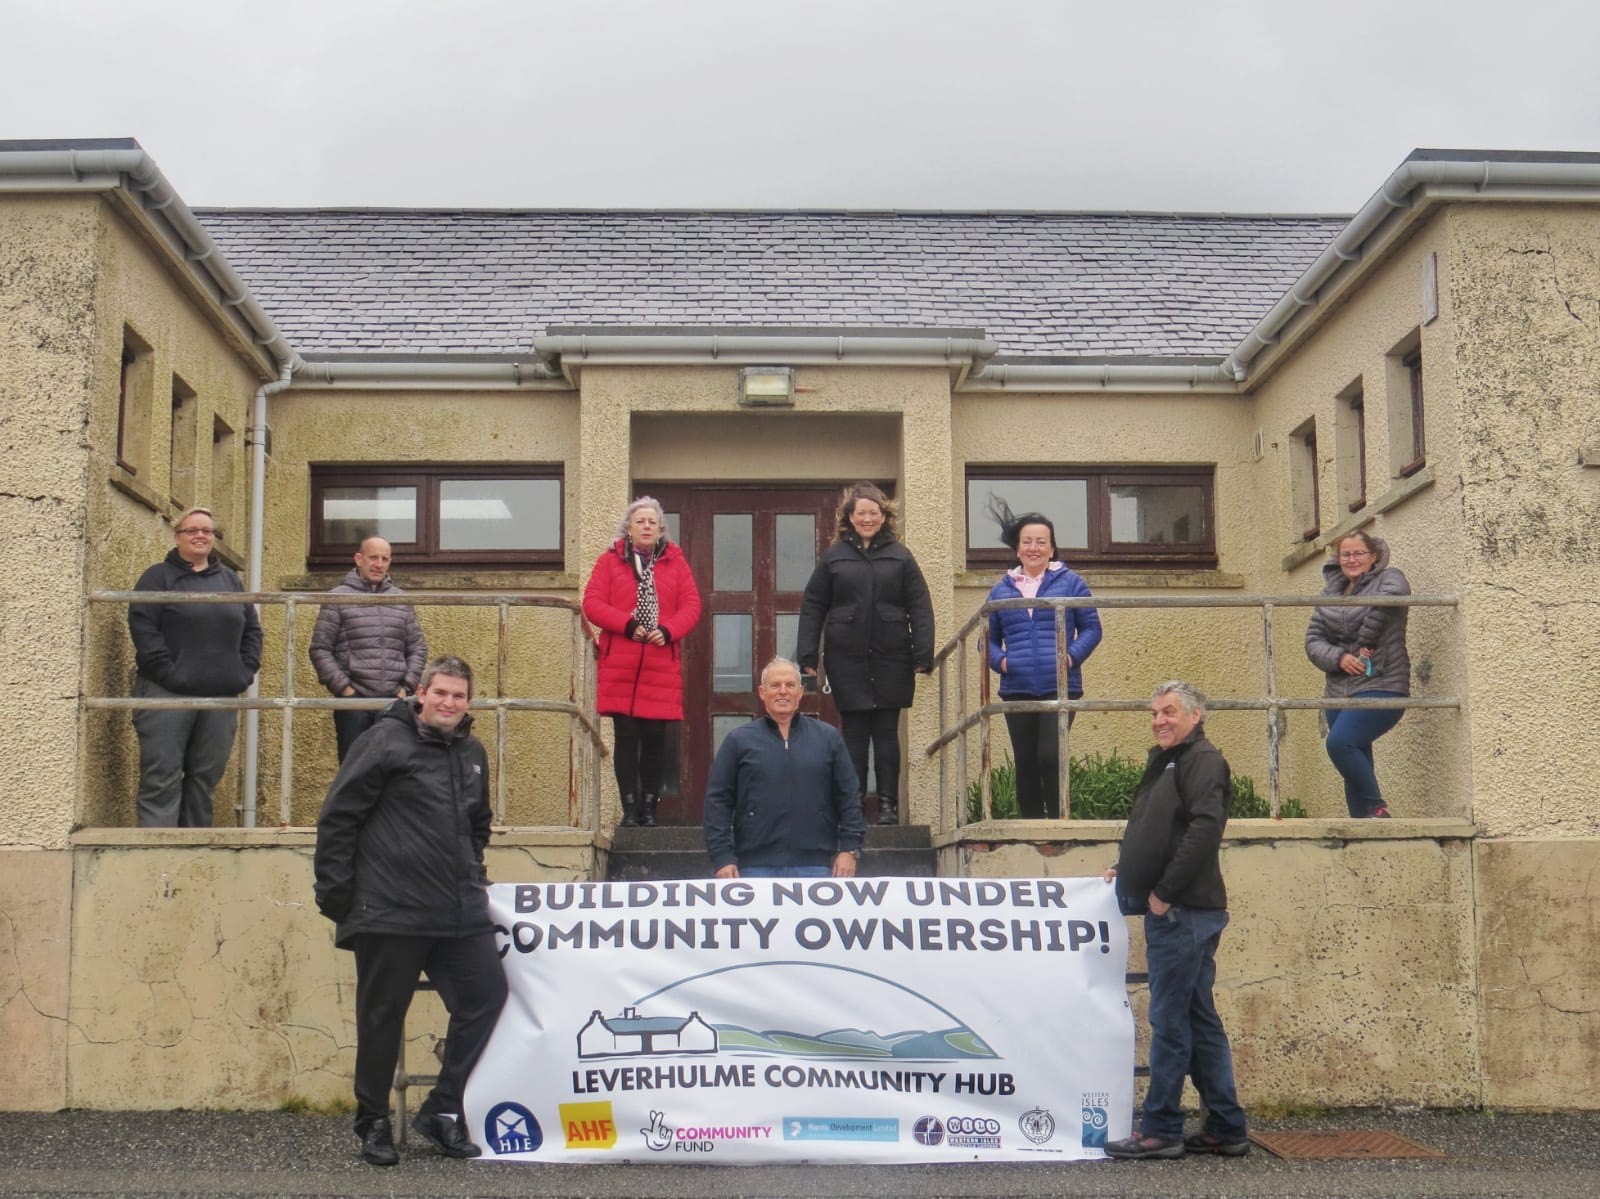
[87,589,607,831]
[928,592,1460,833]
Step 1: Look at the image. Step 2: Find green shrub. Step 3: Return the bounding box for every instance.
[965,751,1305,822]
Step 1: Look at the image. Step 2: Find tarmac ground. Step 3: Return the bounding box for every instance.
[1,1107,1596,1198]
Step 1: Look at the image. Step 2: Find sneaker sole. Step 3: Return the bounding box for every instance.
[1187,1141,1249,1157]
[1106,1145,1185,1160]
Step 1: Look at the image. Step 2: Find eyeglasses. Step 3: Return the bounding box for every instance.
[1337,550,1372,561]
[176,527,216,538]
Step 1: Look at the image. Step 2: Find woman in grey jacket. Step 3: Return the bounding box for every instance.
[1304,531,1411,818]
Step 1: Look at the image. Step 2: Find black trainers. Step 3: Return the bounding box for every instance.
[1184,1130,1250,1156]
[412,1111,481,1158]
[1104,1131,1184,1159]
[360,1117,399,1167]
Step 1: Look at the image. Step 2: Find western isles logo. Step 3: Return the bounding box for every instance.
[483,1101,541,1155]
[1081,1091,1111,1148]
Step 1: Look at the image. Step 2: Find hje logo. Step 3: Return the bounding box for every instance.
[1019,1107,1056,1145]
[483,1101,542,1155]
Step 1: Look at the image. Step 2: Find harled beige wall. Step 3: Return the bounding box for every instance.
[0,850,72,1109]
[259,387,582,827]
[64,836,594,1109]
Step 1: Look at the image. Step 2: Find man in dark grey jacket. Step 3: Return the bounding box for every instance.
[704,658,865,878]
[1103,681,1248,1161]
[310,536,427,761]
[314,656,506,1167]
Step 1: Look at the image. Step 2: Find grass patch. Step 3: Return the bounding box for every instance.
[966,751,1307,822]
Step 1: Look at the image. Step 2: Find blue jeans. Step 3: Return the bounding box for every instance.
[1325,691,1404,817]
[739,865,832,878]
[1141,906,1246,1141]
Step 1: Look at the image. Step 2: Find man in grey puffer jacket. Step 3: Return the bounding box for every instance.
[311,537,428,760]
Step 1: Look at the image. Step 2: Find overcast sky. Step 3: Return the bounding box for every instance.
[5,0,1598,213]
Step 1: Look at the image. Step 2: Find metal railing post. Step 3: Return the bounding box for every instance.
[1055,605,1071,817]
[978,624,993,823]
[1263,602,1281,818]
[279,597,297,826]
[496,601,509,824]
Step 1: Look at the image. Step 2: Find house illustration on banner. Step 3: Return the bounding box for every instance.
[577,1006,720,1059]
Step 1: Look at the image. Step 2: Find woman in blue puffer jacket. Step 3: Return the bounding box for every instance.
[986,510,1102,819]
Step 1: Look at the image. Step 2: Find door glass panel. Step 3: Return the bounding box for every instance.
[776,612,815,692]
[712,613,753,692]
[712,715,747,762]
[663,511,680,545]
[775,513,818,591]
[713,514,753,591]
[322,486,417,545]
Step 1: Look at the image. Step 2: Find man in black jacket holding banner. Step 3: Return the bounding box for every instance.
[1103,681,1249,1161]
[314,656,506,1168]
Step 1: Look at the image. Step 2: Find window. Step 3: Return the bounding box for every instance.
[1289,419,1320,542]
[169,375,198,509]
[965,466,1215,570]
[211,415,237,544]
[1335,381,1367,513]
[1386,331,1426,478]
[310,464,564,569]
[116,328,153,476]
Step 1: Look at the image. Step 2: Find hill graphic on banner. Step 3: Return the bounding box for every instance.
[714,1024,996,1059]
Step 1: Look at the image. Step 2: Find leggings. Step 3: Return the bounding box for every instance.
[840,708,901,800]
[1002,691,1079,819]
[611,715,668,796]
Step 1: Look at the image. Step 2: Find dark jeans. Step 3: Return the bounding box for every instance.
[132,675,237,828]
[1325,691,1404,817]
[351,931,508,1133]
[739,865,832,878]
[840,708,901,801]
[333,707,381,763]
[1141,906,1247,1141]
[1002,692,1078,819]
[611,716,668,796]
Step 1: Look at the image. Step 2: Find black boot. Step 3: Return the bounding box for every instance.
[640,793,660,827]
[877,797,899,825]
[619,793,640,828]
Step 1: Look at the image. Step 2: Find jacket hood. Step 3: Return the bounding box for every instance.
[1007,561,1065,582]
[839,526,899,552]
[1321,535,1393,591]
[339,566,398,593]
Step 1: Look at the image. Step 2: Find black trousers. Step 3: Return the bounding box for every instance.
[611,715,668,796]
[841,708,901,800]
[1003,692,1079,820]
[351,931,508,1132]
[333,707,380,762]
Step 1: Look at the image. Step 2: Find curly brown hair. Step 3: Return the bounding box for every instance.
[833,481,897,540]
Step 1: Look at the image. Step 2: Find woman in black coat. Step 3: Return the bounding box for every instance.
[796,482,935,825]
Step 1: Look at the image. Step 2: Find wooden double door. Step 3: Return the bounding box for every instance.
[645,484,844,825]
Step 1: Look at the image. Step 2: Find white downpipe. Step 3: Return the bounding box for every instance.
[239,358,300,828]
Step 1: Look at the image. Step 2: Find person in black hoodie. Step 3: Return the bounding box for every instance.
[126,507,262,827]
[1103,681,1248,1161]
[314,656,507,1167]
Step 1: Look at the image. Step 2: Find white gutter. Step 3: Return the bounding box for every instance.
[291,359,570,391]
[963,361,1240,393]
[0,145,296,374]
[1219,156,1600,381]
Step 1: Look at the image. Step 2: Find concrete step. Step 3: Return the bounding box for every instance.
[604,824,937,881]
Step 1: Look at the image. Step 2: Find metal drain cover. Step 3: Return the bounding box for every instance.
[1249,1130,1444,1160]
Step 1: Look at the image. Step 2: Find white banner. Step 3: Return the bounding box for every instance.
[465,876,1134,1164]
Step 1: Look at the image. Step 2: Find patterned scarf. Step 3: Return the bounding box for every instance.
[630,543,660,631]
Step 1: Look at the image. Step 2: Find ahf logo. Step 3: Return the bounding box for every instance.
[1018,1107,1056,1144]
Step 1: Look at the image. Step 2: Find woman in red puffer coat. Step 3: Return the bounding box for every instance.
[582,497,703,829]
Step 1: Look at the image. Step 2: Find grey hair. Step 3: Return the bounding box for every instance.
[760,657,802,686]
[1151,679,1206,718]
[615,496,669,541]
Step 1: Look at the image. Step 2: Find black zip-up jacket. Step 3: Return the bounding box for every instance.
[795,528,934,712]
[1114,724,1231,914]
[703,713,866,871]
[127,549,263,696]
[313,699,493,949]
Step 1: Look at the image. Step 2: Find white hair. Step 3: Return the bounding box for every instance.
[615,496,669,541]
[1151,679,1206,718]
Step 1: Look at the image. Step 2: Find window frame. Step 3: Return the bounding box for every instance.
[963,464,1217,571]
[309,462,565,570]
[1401,348,1426,476]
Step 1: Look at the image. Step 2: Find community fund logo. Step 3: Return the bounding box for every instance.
[1081,1091,1111,1148]
[482,1101,541,1155]
[559,1101,618,1149]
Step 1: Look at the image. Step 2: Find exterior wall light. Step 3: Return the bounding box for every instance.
[737,366,795,407]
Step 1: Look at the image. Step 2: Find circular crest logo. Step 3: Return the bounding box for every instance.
[483,1101,542,1155]
[1018,1106,1056,1144]
[912,1115,945,1146]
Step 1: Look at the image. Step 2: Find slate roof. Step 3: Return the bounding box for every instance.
[194,209,1348,360]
